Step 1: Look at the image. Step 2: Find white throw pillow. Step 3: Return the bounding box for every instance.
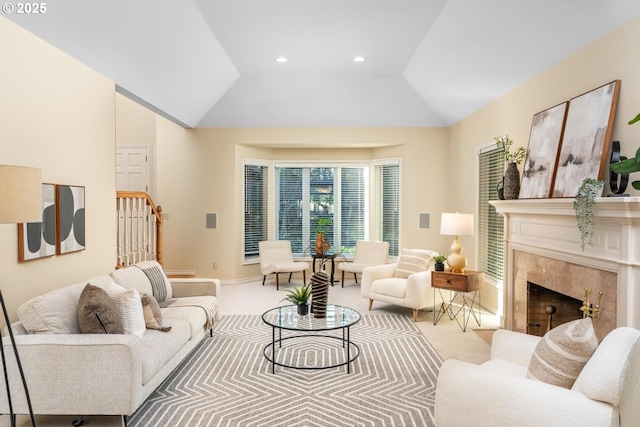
[98,280,146,338]
[394,249,431,279]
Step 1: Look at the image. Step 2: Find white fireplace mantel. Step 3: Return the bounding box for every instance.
[491,197,640,331]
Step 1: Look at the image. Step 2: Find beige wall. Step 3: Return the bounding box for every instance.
[449,15,640,311]
[154,127,451,281]
[0,17,116,322]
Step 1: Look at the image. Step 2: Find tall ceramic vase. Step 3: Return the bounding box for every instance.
[503,162,521,200]
[310,270,329,318]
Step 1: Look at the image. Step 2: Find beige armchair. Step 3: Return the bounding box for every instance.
[259,240,309,290]
[336,240,389,287]
[434,327,640,427]
[361,249,438,321]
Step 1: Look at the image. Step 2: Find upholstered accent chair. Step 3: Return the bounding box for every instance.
[361,249,438,321]
[336,240,389,287]
[259,240,309,290]
[434,326,640,427]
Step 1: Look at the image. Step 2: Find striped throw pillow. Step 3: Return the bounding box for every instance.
[394,249,432,279]
[99,280,146,338]
[527,317,598,389]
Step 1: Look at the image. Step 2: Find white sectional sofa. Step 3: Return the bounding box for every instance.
[0,261,220,424]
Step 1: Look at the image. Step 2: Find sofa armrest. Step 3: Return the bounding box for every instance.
[405,269,434,309]
[170,278,221,298]
[490,328,541,367]
[1,333,142,416]
[435,359,615,427]
[361,263,397,297]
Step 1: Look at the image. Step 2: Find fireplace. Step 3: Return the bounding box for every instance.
[491,198,640,339]
[527,282,584,337]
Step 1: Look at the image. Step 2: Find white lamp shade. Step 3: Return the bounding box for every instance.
[0,165,43,224]
[440,212,474,236]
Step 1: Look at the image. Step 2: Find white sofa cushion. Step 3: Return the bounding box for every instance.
[98,280,146,338]
[370,277,407,299]
[140,317,190,385]
[111,264,153,297]
[17,275,114,334]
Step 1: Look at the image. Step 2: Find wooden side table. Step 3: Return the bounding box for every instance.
[432,270,484,332]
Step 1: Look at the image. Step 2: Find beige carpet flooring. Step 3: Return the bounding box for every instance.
[11,276,500,427]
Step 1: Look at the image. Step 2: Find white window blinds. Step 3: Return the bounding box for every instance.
[275,165,366,256]
[244,163,268,261]
[478,146,504,282]
[375,163,400,257]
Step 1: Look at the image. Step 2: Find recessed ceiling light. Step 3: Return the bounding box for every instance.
[353,56,366,62]
[275,57,288,63]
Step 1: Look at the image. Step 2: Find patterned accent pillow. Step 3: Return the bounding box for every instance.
[98,280,146,338]
[135,261,172,302]
[527,317,598,389]
[394,249,432,279]
[141,293,171,332]
[78,284,124,334]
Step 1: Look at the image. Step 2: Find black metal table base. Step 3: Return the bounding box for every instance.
[264,328,360,374]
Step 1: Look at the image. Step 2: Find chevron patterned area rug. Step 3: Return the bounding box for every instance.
[129,314,442,427]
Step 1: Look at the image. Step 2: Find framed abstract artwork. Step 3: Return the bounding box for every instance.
[519,102,568,199]
[56,184,86,254]
[551,80,620,198]
[18,183,57,262]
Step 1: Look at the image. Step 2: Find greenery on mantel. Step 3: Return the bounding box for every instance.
[609,113,640,189]
[573,178,604,251]
[494,135,527,165]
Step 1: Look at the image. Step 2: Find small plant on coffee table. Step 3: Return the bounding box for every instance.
[281,284,312,315]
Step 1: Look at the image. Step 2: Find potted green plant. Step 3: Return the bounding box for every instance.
[608,113,640,189]
[573,178,604,251]
[432,254,447,271]
[281,284,312,315]
[494,135,528,199]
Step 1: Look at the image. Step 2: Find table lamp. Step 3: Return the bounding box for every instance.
[440,212,474,273]
[0,164,42,427]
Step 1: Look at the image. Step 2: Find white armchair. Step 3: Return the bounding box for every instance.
[336,240,389,287]
[434,327,640,427]
[361,249,438,321]
[258,241,309,290]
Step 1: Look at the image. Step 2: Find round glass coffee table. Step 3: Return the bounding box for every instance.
[262,304,361,374]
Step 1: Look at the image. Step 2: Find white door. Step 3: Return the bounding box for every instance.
[116,146,149,193]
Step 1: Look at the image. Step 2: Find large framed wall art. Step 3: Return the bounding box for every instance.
[56,184,86,254]
[551,80,620,198]
[519,102,568,199]
[18,183,57,262]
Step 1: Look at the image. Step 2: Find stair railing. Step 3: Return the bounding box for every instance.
[116,191,163,269]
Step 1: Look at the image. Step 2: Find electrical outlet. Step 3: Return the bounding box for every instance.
[213,262,218,270]
[163,212,170,220]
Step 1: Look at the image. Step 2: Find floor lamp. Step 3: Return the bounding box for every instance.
[0,165,42,427]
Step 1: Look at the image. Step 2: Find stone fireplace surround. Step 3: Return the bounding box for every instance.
[491,197,640,339]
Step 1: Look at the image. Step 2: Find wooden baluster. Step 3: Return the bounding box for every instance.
[156,205,163,266]
[116,197,125,269]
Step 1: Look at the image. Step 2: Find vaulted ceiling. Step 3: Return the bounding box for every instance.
[6,1,640,128]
